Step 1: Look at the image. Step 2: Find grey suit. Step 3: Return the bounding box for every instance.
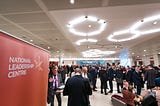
[48,73,63,106]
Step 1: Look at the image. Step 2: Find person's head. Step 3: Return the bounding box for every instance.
[82,67,88,73]
[123,81,129,88]
[128,85,134,93]
[135,66,141,72]
[52,65,58,75]
[74,68,82,74]
[147,65,153,70]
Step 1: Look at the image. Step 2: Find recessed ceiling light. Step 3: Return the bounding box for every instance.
[88,25,91,28]
[153,21,157,25]
[144,50,146,52]
[70,0,75,4]
[158,52,160,54]
[143,55,146,56]
[30,40,33,42]
[137,56,139,57]
[56,51,59,53]
[48,47,50,49]
[68,16,107,36]
[132,52,135,55]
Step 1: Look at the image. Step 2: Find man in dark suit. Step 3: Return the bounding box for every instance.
[108,65,115,93]
[48,66,63,106]
[99,66,108,95]
[132,66,143,95]
[63,68,92,106]
[89,66,98,91]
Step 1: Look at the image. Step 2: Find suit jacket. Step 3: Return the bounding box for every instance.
[99,69,108,81]
[63,75,92,106]
[132,71,142,86]
[108,68,115,80]
[48,73,63,89]
[125,70,133,83]
[144,69,157,86]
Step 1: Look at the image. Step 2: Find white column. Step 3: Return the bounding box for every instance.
[142,56,150,66]
[58,56,63,66]
[153,54,159,66]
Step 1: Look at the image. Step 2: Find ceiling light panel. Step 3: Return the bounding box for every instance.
[107,29,140,42]
[68,16,107,36]
[82,49,115,57]
[130,14,160,35]
[108,14,160,42]
[76,39,97,45]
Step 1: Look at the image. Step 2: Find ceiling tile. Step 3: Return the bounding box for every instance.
[108,0,160,6]
[0,17,11,25]
[42,0,103,10]
[19,22,57,31]
[0,24,22,31]
[0,0,42,14]
[3,12,51,23]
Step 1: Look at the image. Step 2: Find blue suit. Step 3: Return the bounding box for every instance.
[48,73,63,106]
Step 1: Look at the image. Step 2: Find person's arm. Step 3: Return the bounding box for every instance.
[84,79,92,95]
[63,78,70,96]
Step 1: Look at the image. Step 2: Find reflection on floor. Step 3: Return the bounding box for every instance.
[47,79,121,106]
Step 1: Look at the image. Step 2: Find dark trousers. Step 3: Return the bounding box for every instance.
[87,95,90,105]
[136,85,141,95]
[51,92,61,106]
[100,80,107,93]
[117,82,123,92]
[91,77,97,90]
[109,80,113,92]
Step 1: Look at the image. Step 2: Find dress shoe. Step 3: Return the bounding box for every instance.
[93,89,97,91]
[108,90,113,93]
[117,91,121,93]
[105,92,108,95]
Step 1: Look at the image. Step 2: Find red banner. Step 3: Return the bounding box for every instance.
[0,31,50,106]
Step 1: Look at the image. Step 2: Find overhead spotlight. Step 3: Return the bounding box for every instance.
[67,24,71,27]
[85,16,88,18]
[88,25,91,28]
[141,19,144,22]
[153,21,157,25]
[70,0,75,4]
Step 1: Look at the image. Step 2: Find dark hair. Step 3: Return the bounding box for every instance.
[128,85,134,93]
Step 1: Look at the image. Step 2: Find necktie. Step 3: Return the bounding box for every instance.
[54,75,57,90]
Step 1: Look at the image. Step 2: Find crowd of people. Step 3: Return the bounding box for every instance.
[47,62,160,106]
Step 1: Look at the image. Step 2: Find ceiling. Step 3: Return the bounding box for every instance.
[0,0,160,59]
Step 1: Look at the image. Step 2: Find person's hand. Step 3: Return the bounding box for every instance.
[49,77,54,82]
